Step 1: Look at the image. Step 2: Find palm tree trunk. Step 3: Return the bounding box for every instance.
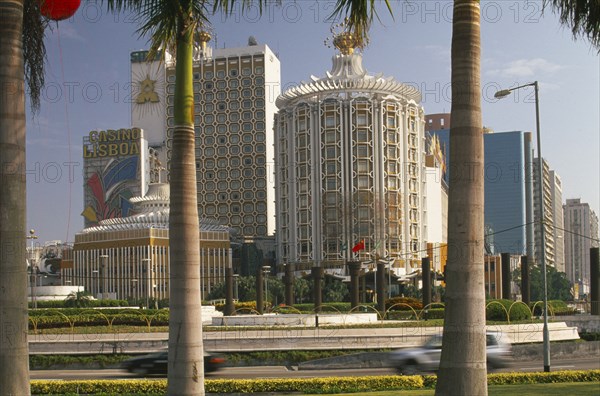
[0,1,31,395]
[436,1,487,395]
[167,14,205,396]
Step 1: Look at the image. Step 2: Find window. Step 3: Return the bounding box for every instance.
[325,115,336,127]
[356,114,367,126]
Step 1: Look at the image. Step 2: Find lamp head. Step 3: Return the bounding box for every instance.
[494,89,512,99]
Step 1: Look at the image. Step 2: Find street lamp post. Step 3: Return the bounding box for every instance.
[92,269,99,298]
[142,258,151,309]
[27,229,38,308]
[100,255,108,300]
[262,266,271,311]
[495,81,550,372]
[233,274,240,301]
[131,279,138,302]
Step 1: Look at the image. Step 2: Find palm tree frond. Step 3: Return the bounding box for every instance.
[23,0,48,113]
[329,0,393,49]
[544,0,600,50]
[212,0,277,16]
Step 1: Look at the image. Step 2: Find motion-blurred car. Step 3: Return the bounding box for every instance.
[389,332,511,375]
[122,350,226,376]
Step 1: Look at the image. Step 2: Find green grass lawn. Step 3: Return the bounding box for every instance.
[323,382,600,395]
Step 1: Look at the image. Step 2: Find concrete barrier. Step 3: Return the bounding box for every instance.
[28,322,581,355]
[212,313,379,327]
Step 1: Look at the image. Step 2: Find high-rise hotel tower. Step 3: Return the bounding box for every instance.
[274,33,427,275]
[130,35,280,238]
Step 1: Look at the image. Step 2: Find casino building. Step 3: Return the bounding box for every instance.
[274,31,428,277]
[67,182,232,301]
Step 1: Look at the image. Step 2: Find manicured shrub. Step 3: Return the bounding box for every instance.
[486,299,531,321]
[420,308,445,320]
[385,297,423,311]
[530,300,574,316]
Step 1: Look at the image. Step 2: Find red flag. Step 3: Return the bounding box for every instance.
[352,240,365,253]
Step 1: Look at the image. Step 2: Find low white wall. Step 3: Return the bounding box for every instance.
[212,313,378,327]
[29,285,83,301]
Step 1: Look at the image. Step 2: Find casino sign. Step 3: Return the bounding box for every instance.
[83,128,141,158]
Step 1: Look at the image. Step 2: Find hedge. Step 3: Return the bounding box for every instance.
[28,309,169,330]
[30,299,129,309]
[30,370,600,395]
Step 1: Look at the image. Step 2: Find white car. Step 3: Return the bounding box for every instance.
[389,332,512,375]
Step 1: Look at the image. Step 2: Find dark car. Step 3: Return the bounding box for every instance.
[389,332,512,375]
[122,350,226,376]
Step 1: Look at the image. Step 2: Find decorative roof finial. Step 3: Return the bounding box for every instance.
[196,26,212,54]
[324,18,362,55]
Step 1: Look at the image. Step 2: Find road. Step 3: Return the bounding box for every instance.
[30,357,600,380]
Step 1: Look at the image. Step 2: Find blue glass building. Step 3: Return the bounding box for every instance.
[430,129,534,255]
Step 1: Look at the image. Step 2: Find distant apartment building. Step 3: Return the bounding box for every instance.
[549,170,565,273]
[533,157,556,268]
[563,198,600,296]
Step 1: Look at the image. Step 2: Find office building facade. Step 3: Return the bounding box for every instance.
[430,128,535,256]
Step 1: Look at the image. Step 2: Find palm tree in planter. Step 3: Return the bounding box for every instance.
[64,290,94,308]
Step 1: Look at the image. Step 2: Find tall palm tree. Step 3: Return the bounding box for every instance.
[100,1,259,394]
[435,1,487,393]
[0,1,28,390]
[0,0,46,394]
[330,0,599,395]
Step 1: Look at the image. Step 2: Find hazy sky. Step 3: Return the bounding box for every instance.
[27,1,599,244]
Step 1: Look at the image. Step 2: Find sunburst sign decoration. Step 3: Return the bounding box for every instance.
[136,75,159,104]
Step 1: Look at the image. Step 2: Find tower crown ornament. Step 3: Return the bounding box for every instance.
[324,19,365,56]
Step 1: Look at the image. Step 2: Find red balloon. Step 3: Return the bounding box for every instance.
[40,0,81,21]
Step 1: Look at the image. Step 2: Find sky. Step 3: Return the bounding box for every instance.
[26,1,599,244]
